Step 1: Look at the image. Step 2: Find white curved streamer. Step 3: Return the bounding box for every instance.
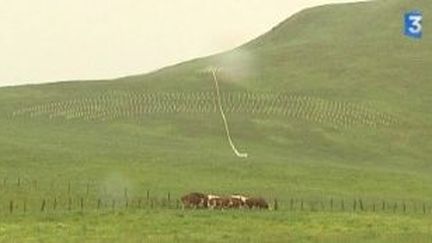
[211,69,248,158]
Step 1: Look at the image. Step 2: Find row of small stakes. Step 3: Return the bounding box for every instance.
[12,92,398,128]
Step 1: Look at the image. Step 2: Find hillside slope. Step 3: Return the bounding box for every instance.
[0,0,431,202]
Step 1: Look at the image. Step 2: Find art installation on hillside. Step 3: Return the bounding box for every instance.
[210,67,248,158]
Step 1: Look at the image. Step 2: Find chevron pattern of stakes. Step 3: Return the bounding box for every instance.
[11,91,400,128]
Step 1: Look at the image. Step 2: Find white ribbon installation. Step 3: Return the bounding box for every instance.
[210,68,248,159]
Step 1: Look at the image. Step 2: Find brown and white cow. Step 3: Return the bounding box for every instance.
[230,195,248,208]
[209,195,248,209]
[209,195,239,209]
[207,195,223,209]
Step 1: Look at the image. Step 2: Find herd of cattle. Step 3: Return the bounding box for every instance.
[181,192,269,210]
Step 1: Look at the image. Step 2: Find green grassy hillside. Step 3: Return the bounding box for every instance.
[0,0,431,242]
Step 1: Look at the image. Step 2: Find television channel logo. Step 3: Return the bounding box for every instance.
[404,11,423,39]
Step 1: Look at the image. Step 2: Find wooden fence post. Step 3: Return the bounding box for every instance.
[9,200,13,214]
[41,199,46,212]
[53,197,57,210]
[274,199,279,211]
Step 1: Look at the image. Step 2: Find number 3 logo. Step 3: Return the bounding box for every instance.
[409,15,423,34]
[405,11,423,39]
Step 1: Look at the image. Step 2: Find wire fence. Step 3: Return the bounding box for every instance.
[0,178,430,215]
[2,195,431,215]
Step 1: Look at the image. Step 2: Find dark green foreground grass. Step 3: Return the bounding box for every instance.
[1,210,432,243]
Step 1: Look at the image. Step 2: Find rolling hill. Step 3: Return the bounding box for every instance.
[0,1,432,241]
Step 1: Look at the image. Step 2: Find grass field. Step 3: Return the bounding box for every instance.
[2,210,432,242]
[1,0,431,242]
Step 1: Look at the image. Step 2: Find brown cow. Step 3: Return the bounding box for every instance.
[181,192,207,209]
[245,197,269,209]
[221,197,232,208]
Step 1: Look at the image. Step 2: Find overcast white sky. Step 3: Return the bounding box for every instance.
[0,0,364,87]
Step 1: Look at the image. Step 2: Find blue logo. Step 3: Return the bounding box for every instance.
[404,11,423,39]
